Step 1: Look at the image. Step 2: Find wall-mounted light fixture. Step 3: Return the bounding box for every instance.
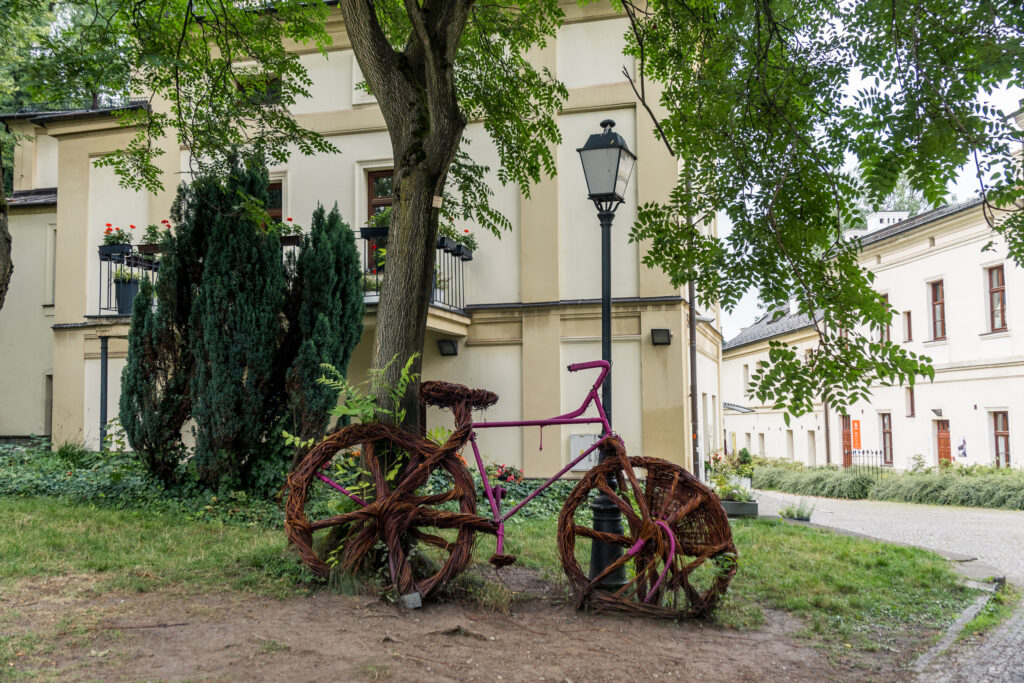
[437,339,459,357]
[650,328,672,346]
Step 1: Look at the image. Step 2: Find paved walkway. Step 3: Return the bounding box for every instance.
[754,490,1024,682]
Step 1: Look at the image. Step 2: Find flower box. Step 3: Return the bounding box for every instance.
[280,234,302,247]
[99,244,133,258]
[360,226,389,240]
[136,243,161,255]
[721,500,759,518]
[363,293,380,305]
[439,236,457,253]
[115,280,140,315]
[453,244,473,261]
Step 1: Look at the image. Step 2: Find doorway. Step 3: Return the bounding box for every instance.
[936,420,951,465]
[841,415,852,468]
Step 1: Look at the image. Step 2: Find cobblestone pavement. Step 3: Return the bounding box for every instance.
[754,490,1024,682]
[917,595,1024,682]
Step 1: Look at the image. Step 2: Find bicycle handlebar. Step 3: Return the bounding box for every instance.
[567,360,610,392]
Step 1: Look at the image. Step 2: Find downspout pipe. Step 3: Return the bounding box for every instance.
[689,281,700,479]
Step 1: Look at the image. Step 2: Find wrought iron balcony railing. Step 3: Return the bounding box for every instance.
[97,244,159,316]
[360,227,472,313]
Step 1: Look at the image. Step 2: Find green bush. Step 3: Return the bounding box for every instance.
[753,462,1024,510]
[0,442,290,527]
[870,472,1024,510]
[753,466,876,500]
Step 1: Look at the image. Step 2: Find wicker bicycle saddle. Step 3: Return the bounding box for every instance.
[419,380,498,411]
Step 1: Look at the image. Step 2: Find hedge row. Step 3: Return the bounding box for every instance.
[752,465,1024,510]
[870,473,1024,510]
[752,467,875,500]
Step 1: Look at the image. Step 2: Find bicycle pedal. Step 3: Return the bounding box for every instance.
[489,553,517,568]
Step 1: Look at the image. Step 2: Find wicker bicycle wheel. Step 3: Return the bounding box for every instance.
[558,441,737,619]
[285,422,485,598]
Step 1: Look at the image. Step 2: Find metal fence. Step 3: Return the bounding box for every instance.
[843,448,889,480]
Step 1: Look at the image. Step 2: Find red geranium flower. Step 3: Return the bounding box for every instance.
[464,229,469,233]
[104,227,112,234]
[130,224,136,229]
[105,223,111,227]
[286,217,293,222]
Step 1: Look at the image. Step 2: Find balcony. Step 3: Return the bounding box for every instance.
[96,244,159,316]
[360,227,472,313]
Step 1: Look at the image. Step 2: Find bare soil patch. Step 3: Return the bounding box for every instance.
[2,570,926,681]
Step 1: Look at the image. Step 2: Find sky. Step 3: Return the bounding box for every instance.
[717,83,1024,341]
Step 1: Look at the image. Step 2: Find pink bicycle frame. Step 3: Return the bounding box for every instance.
[468,360,615,555]
[314,360,617,558]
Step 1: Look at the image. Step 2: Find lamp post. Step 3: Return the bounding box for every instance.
[577,119,636,585]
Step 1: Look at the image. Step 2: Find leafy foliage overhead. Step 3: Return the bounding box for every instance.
[620,0,1023,414]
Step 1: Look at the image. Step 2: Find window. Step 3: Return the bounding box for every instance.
[930,280,946,340]
[880,413,893,465]
[366,170,394,270]
[988,265,1006,332]
[905,386,915,417]
[742,364,750,395]
[993,411,1010,468]
[881,294,891,342]
[368,170,394,219]
[903,311,913,342]
[758,432,765,456]
[267,181,283,222]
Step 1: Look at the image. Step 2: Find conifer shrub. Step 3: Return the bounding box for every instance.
[119,156,364,493]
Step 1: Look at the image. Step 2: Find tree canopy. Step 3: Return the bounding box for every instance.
[17,0,1024,420]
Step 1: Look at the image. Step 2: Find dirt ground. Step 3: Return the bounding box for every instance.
[2,571,928,682]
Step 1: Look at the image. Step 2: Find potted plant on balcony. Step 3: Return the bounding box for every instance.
[279,217,303,246]
[360,206,391,240]
[113,267,141,314]
[452,228,477,261]
[438,224,459,253]
[99,223,134,257]
[137,222,169,255]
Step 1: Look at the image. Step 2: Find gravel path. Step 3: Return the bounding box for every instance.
[754,490,1024,682]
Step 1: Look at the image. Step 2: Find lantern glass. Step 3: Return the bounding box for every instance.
[577,119,636,204]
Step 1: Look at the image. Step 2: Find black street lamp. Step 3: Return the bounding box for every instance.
[577,119,636,585]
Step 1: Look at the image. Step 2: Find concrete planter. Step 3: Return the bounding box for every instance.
[721,500,759,518]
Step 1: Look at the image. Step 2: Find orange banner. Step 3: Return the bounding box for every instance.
[851,420,861,449]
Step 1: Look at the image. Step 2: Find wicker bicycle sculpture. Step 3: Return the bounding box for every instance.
[286,360,737,618]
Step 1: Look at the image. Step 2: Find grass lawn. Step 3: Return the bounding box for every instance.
[0,496,977,655]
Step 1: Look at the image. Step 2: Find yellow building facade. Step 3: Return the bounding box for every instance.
[1,2,723,475]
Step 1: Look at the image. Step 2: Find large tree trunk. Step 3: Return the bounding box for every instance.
[340,0,471,433]
[0,192,11,312]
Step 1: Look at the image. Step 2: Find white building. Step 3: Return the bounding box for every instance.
[723,190,1023,470]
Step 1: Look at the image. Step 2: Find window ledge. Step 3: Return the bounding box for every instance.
[922,339,947,347]
[979,330,1010,339]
